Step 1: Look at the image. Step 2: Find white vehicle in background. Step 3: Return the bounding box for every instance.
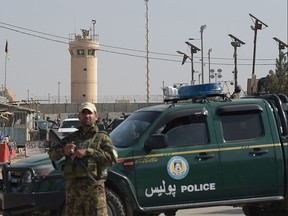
[58,118,80,136]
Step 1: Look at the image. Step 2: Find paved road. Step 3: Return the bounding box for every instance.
[160,206,244,216]
[0,206,244,216]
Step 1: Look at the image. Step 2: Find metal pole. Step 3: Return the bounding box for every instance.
[249,14,268,94]
[208,49,212,83]
[191,51,194,84]
[251,20,258,78]
[4,55,7,98]
[92,20,96,41]
[250,22,258,94]
[233,45,238,90]
[201,31,204,83]
[145,0,150,102]
[27,90,29,103]
[200,25,206,84]
[58,82,61,104]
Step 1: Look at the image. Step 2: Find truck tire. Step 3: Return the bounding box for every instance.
[106,188,126,216]
[57,204,66,216]
[243,205,288,216]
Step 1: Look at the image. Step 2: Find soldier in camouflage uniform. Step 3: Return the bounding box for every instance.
[48,102,117,216]
[230,85,242,99]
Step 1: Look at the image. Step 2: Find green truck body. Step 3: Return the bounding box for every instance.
[0,91,288,216]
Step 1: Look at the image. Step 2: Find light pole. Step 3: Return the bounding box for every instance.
[177,42,200,85]
[210,69,222,83]
[144,0,150,103]
[92,20,96,41]
[27,90,30,103]
[249,14,268,93]
[186,42,201,85]
[228,34,245,92]
[200,25,206,84]
[208,48,212,83]
[195,71,201,84]
[58,82,61,104]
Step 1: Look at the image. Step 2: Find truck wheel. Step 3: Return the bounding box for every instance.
[106,188,126,216]
[57,204,66,216]
[243,205,287,216]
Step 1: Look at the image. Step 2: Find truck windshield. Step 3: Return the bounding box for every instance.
[110,111,160,148]
[60,120,80,128]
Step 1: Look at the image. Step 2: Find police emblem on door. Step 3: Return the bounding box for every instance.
[167,156,189,180]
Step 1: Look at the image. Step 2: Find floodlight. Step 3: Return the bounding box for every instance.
[273,37,288,49]
[185,42,200,52]
[177,51,189,65]
[249,14,268,29]
[228,34,245,45]
[200,24,207,32]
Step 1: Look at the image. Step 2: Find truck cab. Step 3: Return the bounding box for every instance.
[108,89,288,216]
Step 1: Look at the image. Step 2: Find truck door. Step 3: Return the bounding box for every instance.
[134,108,223,208]
[214,103,285,198]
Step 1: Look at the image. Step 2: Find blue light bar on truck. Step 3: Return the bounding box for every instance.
[178,83,223,100]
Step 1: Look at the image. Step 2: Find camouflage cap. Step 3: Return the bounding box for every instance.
[79,102,97,113]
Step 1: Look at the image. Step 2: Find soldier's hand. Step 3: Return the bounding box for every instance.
[71,149,87,160]
[63,142,76,156]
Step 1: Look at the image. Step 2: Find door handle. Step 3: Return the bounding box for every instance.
[195,153,214,161]
[249,148,268,156]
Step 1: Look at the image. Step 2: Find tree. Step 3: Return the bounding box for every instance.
[264,51,288,94]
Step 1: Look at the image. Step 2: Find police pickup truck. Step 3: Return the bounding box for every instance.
[0,83,287,216]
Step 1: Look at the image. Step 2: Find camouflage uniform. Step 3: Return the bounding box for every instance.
[48,125,117,216]
[66,179,107,215]
[230,85,242,99]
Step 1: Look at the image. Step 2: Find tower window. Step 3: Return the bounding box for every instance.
[88,49,95,56]
[77,50,85,56]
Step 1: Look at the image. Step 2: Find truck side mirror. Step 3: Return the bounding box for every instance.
[144,134,168,152]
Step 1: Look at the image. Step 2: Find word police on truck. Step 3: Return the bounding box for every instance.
[0,82,287,216]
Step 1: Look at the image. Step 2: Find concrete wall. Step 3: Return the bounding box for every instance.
[38,103,161,121]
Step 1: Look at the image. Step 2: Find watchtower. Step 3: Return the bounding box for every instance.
[68,20,99,103]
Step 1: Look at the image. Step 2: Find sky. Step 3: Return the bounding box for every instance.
[0,0,287,103]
